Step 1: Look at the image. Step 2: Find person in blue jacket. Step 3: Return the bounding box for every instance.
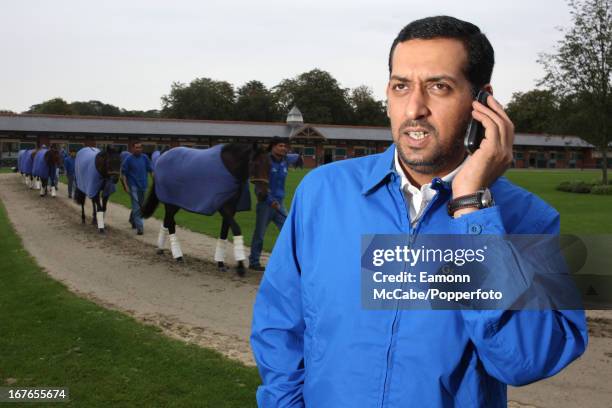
[121,142,153,235]
[63,150,76,198]
[248,136,292,271]
[250,16,588,407]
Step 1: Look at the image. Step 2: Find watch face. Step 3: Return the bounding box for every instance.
[480,189,492,207]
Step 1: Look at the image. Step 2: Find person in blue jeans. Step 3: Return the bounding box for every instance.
[63,150,76,198]
[121,142,153,235]
[248,137,291,271]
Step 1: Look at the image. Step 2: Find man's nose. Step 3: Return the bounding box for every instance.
[404,87,429,121]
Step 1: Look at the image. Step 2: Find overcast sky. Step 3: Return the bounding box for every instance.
[0,0,572,113]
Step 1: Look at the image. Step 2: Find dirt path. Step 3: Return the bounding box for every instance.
[0,173,267,365]
[1,173,611,407]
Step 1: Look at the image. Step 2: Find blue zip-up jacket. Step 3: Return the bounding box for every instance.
[250,144,587,408]
[63,154,75,176]
[265,154,289,206]
[121,153,153,191]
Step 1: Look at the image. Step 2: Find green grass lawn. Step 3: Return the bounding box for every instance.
[505,169,612,233]
[0,201,260,407]
[0,167,15,173]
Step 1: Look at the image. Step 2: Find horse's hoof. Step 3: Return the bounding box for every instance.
[236,265,246,277]
[156,249,164,255]
[218,265,228,273]
[81,219,86,224]
[98,228,105,234]
[175,256,184,263]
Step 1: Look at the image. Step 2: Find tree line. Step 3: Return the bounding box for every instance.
[16,69,389,127]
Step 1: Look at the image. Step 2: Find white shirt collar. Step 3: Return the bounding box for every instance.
[393,148,465,193]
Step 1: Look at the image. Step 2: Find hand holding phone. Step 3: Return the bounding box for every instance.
[464,90,491,154]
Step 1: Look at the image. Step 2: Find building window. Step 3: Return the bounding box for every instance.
[20,142,36,150]
[514,151,524,160]
[354,148,366,157]
[68,143,84,152]
[304,147,315,156]
[335,148,346,157]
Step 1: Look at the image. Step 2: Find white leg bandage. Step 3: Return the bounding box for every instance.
[97,211,105,229]
[157,224,169,249]
[214,238,228,262]
[51,186,57,197]
[233,235,246,262]
[39,185,45,196]
[169,234,183,259]
[36,180,41,190]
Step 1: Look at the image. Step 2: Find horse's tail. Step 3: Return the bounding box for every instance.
[74,187,86,205]
[141,183,159,219]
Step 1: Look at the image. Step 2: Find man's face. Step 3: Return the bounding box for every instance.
[132,143,143,156]
[272,142,288,157]
[386,38,474,175]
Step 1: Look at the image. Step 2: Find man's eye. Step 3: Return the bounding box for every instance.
[392,83,407,91]
[431,83,450,91]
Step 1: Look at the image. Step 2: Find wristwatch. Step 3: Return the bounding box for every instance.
[447,189,494,216]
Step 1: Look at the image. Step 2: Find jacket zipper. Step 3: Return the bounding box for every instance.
[380,179,442,407]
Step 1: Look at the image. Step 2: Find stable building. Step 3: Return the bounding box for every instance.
[0,107,607,169]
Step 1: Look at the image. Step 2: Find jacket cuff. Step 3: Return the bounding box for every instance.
[449,206,506,235]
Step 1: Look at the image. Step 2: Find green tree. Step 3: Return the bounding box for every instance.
[70,100,122,116]
[161,78,236,120]
[274,69,353,125]
[350,85,388,126]
[538,0,612,183]
[121,109,161,118]
[27,98,74,115]
[505,90,561,134]
[235,80,279,122]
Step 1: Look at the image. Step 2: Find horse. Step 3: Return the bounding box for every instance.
[74,146,122,233]
[20,148,38,189]
[32,147,62,197]
[17,149,26,181]
[140,143,269,276]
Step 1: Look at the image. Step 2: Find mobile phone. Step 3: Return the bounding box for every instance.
[464,90,491,154]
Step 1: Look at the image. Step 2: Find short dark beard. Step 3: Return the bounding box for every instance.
[397,116,470,174]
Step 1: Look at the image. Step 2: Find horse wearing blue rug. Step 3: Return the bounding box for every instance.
[21,149,38,189]
[74,146,121,233]
[141,143,269,276]
[32,147,62,197]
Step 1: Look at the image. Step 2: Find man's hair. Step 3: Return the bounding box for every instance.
[388,16,494,92]
[268,136,289,152]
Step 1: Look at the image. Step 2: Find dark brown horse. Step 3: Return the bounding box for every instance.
[141,143,270,276]
[74,147,122,233]
[39,147,62,197]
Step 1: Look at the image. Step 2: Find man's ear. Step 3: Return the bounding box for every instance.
[483,84,493,95]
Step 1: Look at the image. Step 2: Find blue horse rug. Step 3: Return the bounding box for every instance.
[32,149,51,179]
[75,147,116,199]
[22,149,35,175]
[155,145,251,215]
[17,150,26,173]
[151,150,160,169]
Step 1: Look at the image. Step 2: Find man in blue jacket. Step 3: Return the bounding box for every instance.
[250,16,587,407]
[248,137,291,271]
[121,142,153,235]
[63,150,76,199]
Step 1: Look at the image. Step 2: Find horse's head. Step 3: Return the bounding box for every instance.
[96,146,122,184]
[249,143,271,196]
[46,147,62,167]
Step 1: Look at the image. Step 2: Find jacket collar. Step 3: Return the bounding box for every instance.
[361,144,396,195]
[361,144,455,195]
